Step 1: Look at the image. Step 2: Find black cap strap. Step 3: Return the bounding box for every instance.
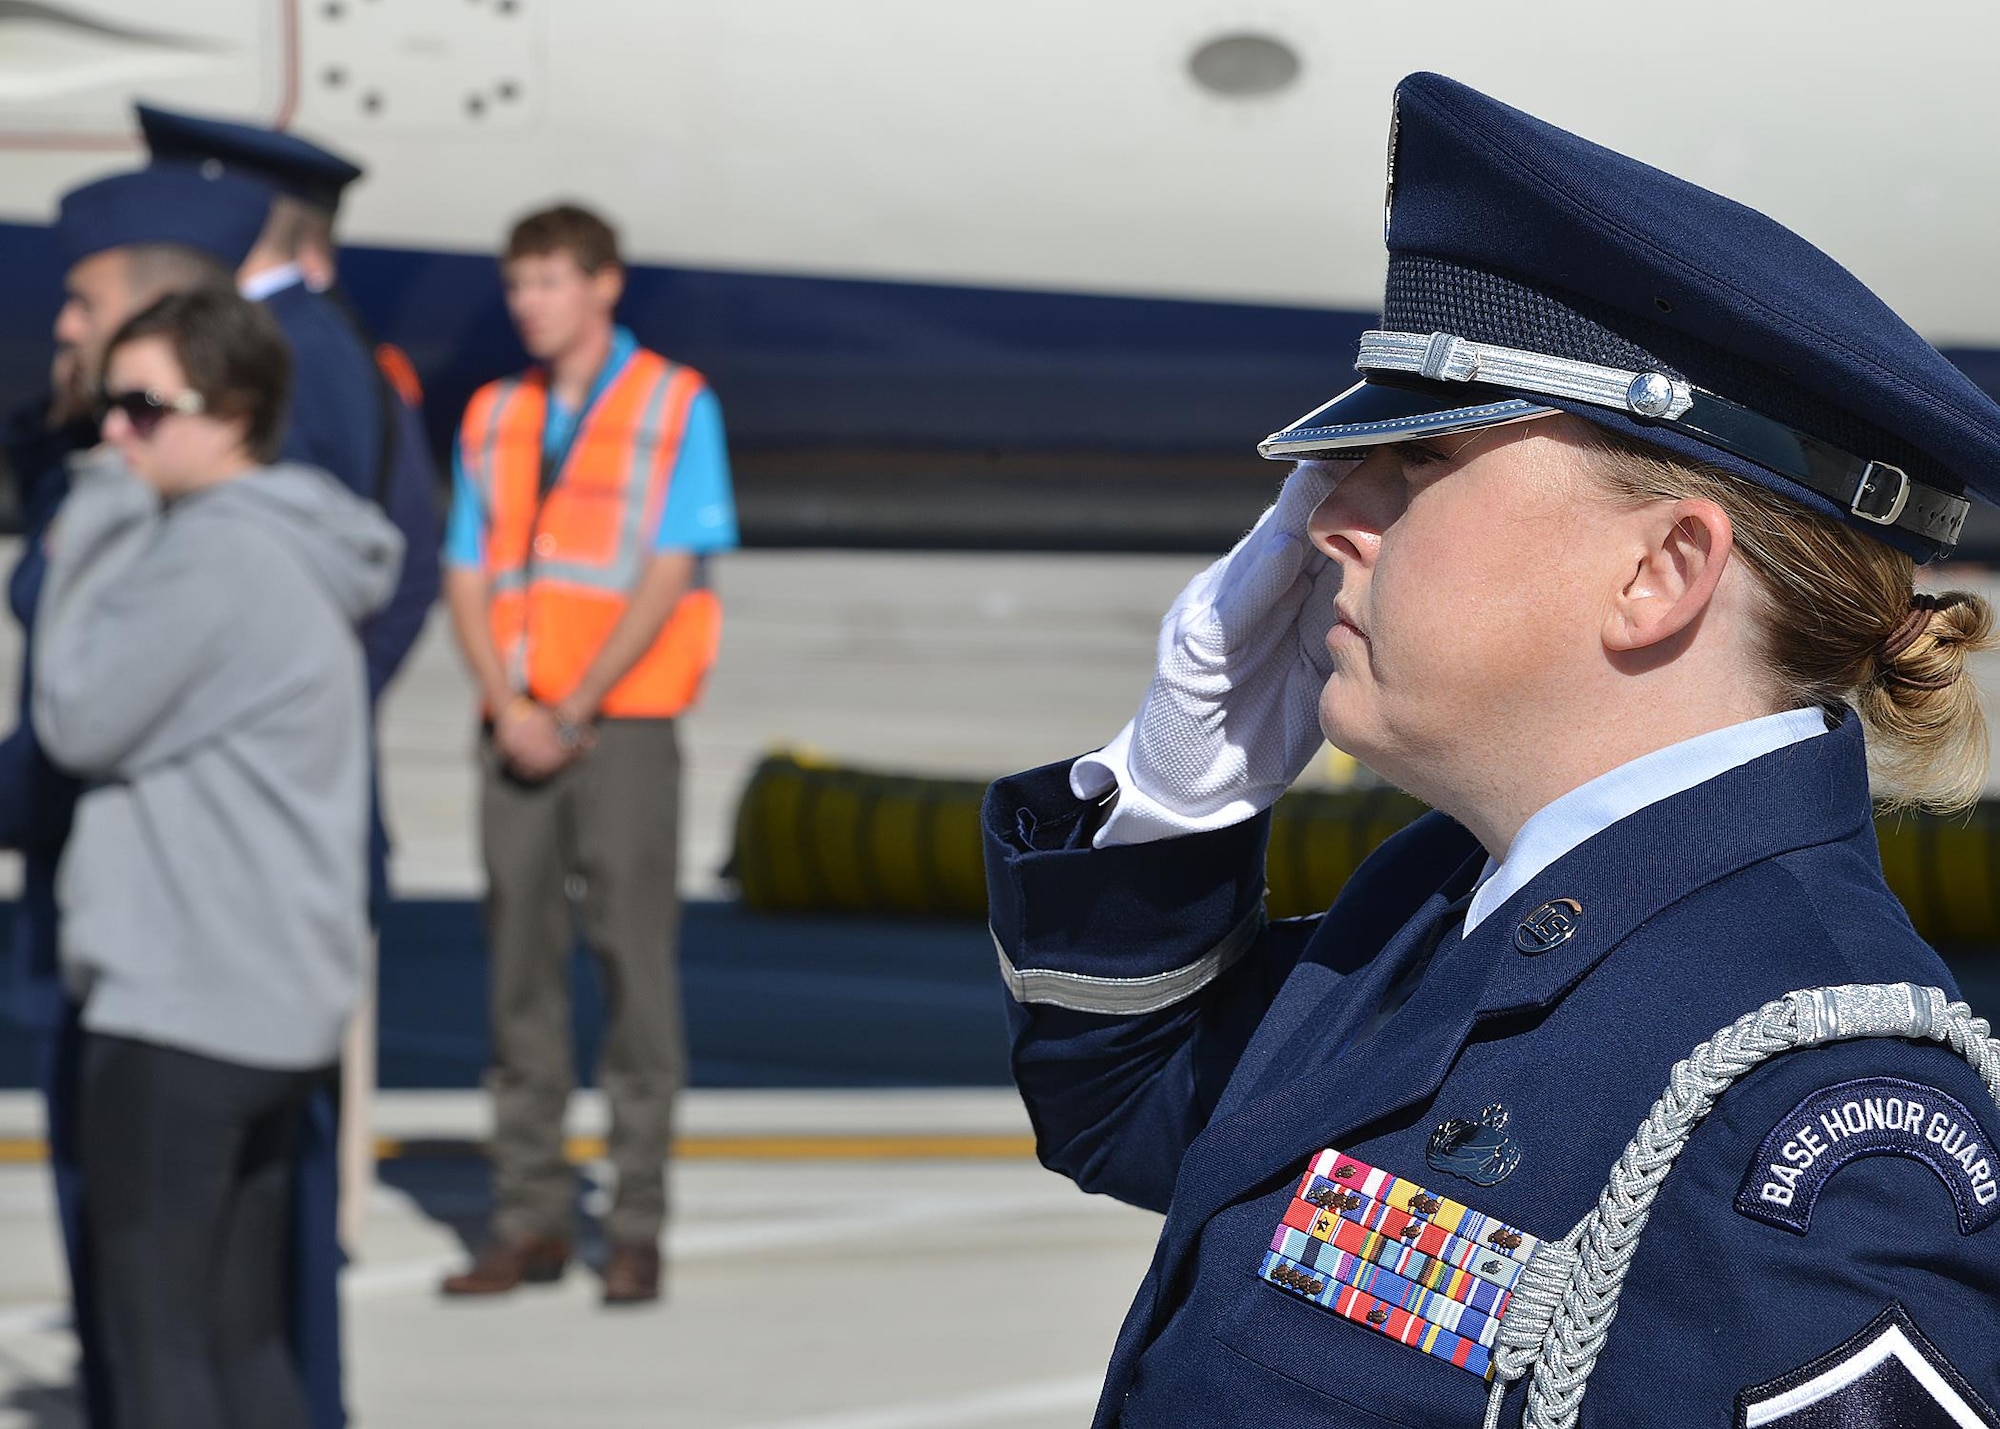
[1356,330,1971,552]
[1672,389,1967,551]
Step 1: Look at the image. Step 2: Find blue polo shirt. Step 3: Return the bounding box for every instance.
[444,327,738,567]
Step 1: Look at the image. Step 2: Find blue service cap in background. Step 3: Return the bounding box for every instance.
[55,165,271,271]
[137,102,363,211]
[1261,72,2000,558]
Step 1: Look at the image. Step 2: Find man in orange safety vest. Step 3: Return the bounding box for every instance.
[439,204,736,1306]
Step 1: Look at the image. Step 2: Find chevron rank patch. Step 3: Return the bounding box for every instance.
[1735,1304,1998,1428]
[1256,1147,1544,1381]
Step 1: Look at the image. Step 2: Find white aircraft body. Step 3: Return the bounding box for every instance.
[2,0,1999,554]
[2,0,1996,326]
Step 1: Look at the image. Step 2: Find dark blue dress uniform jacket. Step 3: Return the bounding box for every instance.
[266,280,378,500]
[261,278,440,909]
[261,280,440,1429]
[984,709,2000,1427]
[0,406,86,1020]
[0,405,107,1427]
[262,280,441,703]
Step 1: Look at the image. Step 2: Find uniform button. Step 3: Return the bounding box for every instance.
[1625,370,1678,417]
[533,533,556,557]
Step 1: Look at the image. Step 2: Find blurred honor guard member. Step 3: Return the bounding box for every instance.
[136,103,443,749]
[34,287,401,1429]
[139,107,377,493]
[0,163,271,1429]
[135,103,444,1429]
[984,75,2000,1428]
[441,204,737,1305]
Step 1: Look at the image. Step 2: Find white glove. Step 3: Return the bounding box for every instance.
[1072,462,1348,847]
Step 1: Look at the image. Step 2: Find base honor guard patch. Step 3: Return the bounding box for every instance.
[1735,1077,2000,1236]
[1256,1147,1543,1381]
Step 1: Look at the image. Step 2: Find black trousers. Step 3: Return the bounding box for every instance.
[81,1032,324,1429]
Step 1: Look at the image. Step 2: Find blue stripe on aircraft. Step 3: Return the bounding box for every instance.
[5,219,1997,557]
[0,217,1363,455]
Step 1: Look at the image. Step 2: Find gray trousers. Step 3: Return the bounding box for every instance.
[480,718,685,1245]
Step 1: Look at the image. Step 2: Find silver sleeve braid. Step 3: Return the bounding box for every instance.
[1479,983,2000,1429]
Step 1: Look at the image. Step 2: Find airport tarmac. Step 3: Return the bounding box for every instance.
[0,548,1220,1427]
[0,1091,1162,1429]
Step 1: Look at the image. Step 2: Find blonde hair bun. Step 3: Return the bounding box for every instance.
[1585,428,1997,813]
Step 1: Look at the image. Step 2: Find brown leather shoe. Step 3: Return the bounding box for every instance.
[439,1234,571,1297]
[600,1241,662,1306]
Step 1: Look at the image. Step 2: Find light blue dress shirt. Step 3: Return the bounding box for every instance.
[443,326,739,567]
[1463,706,1831,935]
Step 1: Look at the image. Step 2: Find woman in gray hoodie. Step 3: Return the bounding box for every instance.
[33,287,403,1429]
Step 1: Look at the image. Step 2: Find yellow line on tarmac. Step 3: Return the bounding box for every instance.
[396,1134,1039,1161]
[0,1134,1037,1165]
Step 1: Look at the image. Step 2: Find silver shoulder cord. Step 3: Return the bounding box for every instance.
[1482,983,2000,1429]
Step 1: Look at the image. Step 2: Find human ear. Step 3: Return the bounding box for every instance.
[218,413,257,471]
[596,264,626,310]
[1602,498,1734,653]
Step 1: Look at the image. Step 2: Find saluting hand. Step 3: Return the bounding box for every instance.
[1072,460,1348,845]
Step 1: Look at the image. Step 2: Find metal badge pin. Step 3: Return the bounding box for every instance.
[1428,1103,1524,1186]
[1514,898,1582,954]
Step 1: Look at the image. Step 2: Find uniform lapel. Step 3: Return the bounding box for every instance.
[1151,874,1489,1311]
[1239,878,1476,1100]
[1170,892,1491,1230]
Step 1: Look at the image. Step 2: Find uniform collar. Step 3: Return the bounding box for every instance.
[1464,707,1830,935]
[1460,703,1860,1022]
[239,262,304,302]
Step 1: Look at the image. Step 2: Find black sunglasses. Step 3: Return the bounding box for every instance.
[99,388,206,438]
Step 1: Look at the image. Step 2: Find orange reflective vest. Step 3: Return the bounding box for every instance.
[458,348,722,718]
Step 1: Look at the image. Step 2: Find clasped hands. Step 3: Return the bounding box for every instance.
[496,697,595,782]
[1072,461,1349,846]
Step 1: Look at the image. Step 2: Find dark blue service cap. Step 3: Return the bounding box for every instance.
[137,102,363,211]
[56,164,271,270]
[1260,72,2000,557]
